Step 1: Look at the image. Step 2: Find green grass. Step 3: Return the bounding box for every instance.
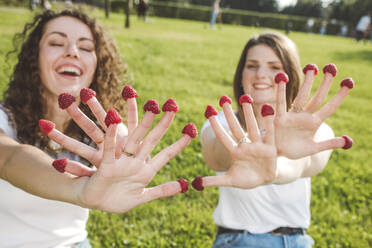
[1,6,371,248]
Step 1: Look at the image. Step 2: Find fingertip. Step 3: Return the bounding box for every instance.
[122,85,138,101]
[204,105,218,119]
[143,99,161,114]
[274,72,289,84]
[219,95,232,107]
[303,64,319,75]
[340,78,354,89]
[39,119,55,135]
[261,104,275,117]
[191,176,204,191]
[322,63,337,77]
[182,123,198,138]
[162,99,179,113]
[80,88,96,104]
[105,109,122,127]
[342,135,353,149]
[58,93,75,109]
[177,178,189,193]
[239,94,253,105]
[52,158,68,173]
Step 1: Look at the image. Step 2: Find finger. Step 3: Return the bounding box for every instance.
[142,181,187,203]
[66,102,105,144]
[102,123,118,164]
[149,134,192,173]
[261,104,275,145]
[135,111,175,160]
[52,158,95,177]
[274,72,289,117]
[316,78,354,121]
[313,135,353,154]
[122,85,139,133]
[205,105,235,153]
[305,64,337,113]
[192,175,232,189]
[291,64,318,111]
[47,128,100,165]
[220,96,246,141]
[80,88,107,130]
[239,94,260,142]
[124,100,160,155]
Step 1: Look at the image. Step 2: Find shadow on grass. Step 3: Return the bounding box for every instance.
[332,50,372,65]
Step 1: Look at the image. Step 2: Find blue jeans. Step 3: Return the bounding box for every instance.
[212,231,314,248]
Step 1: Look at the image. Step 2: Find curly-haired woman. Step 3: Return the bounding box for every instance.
[0,10,195,247]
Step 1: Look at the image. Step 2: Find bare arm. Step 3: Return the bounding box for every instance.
[0,131,84,206]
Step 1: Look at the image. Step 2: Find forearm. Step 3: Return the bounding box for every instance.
[1,140,86,207]
[201,126,231,172]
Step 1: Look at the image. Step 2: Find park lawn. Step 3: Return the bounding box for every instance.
[0,6,371,248]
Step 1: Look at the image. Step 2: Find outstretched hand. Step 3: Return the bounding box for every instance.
[39,86,197,213]
[194,95,277,190]
[273,64,353,159]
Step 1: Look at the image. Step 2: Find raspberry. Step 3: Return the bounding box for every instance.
[143,99,160,114]
[204,105,218,118]
[191,176,204,191]
[58,93,75,109]
[219,95,232,107]
[261,104,274,117]
[323,64,337,77]
[239,94,253,105]
[182,123,198,138]
[177,179,189,193]
[121,85,138,101]
[52,158,67,173]
[105,109,122,127]
[342,135,353,149]
[302,64,319,75]
[80,88,96,104]
[162,99,179,113]
[38,119,55,135]
[274,72,289,84]
[340,78,354,89]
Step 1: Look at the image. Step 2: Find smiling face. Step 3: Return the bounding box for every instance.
[38,16,97,98]
[242,44,284,106]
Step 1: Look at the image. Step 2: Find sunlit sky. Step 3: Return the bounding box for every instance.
[277,0,334,9]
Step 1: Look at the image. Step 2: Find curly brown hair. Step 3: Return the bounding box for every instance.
[3,9,126,151]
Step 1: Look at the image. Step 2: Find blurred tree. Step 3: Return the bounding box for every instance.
[328,0,372,25]
[281,0,323,18]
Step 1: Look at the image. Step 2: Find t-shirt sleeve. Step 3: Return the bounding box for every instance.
[0,107,17,139]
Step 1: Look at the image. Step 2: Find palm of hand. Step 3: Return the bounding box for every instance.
[228,143,277,188]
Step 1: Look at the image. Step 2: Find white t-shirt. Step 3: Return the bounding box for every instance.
[0,105,89,248]
[201,111,334,234]
[356,15,371,32]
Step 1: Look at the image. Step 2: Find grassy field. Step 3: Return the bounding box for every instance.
[0,6,371,248]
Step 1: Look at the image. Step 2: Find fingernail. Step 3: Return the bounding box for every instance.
[342,135,353,149]
[105,109,122,127]
[192,176,204,191]
[204,105,218,118]
[322,63,337,77]
[121,85,138,101]
[58,93,75,109]
[52,158,67,173]
[219,95,232,107]
[340,78,354,89]
[39,119,55,135]
[274,72,289,84]
[182,123,198,138]
[261,104,274,117]
[143,99,160,114]
[239,94,253,105]
[162,99,179,113]
[177,179,189,193]
[302,64,319,75]
[80,88,96,104]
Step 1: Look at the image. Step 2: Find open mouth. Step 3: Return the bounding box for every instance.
[56,66,82,77]
[253,83,271,89]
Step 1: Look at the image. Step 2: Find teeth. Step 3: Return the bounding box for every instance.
[57,66,81,76]
[254,84,271,89]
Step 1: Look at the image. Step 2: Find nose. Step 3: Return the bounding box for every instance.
[256,65,269,78]
[64,43,79,59]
